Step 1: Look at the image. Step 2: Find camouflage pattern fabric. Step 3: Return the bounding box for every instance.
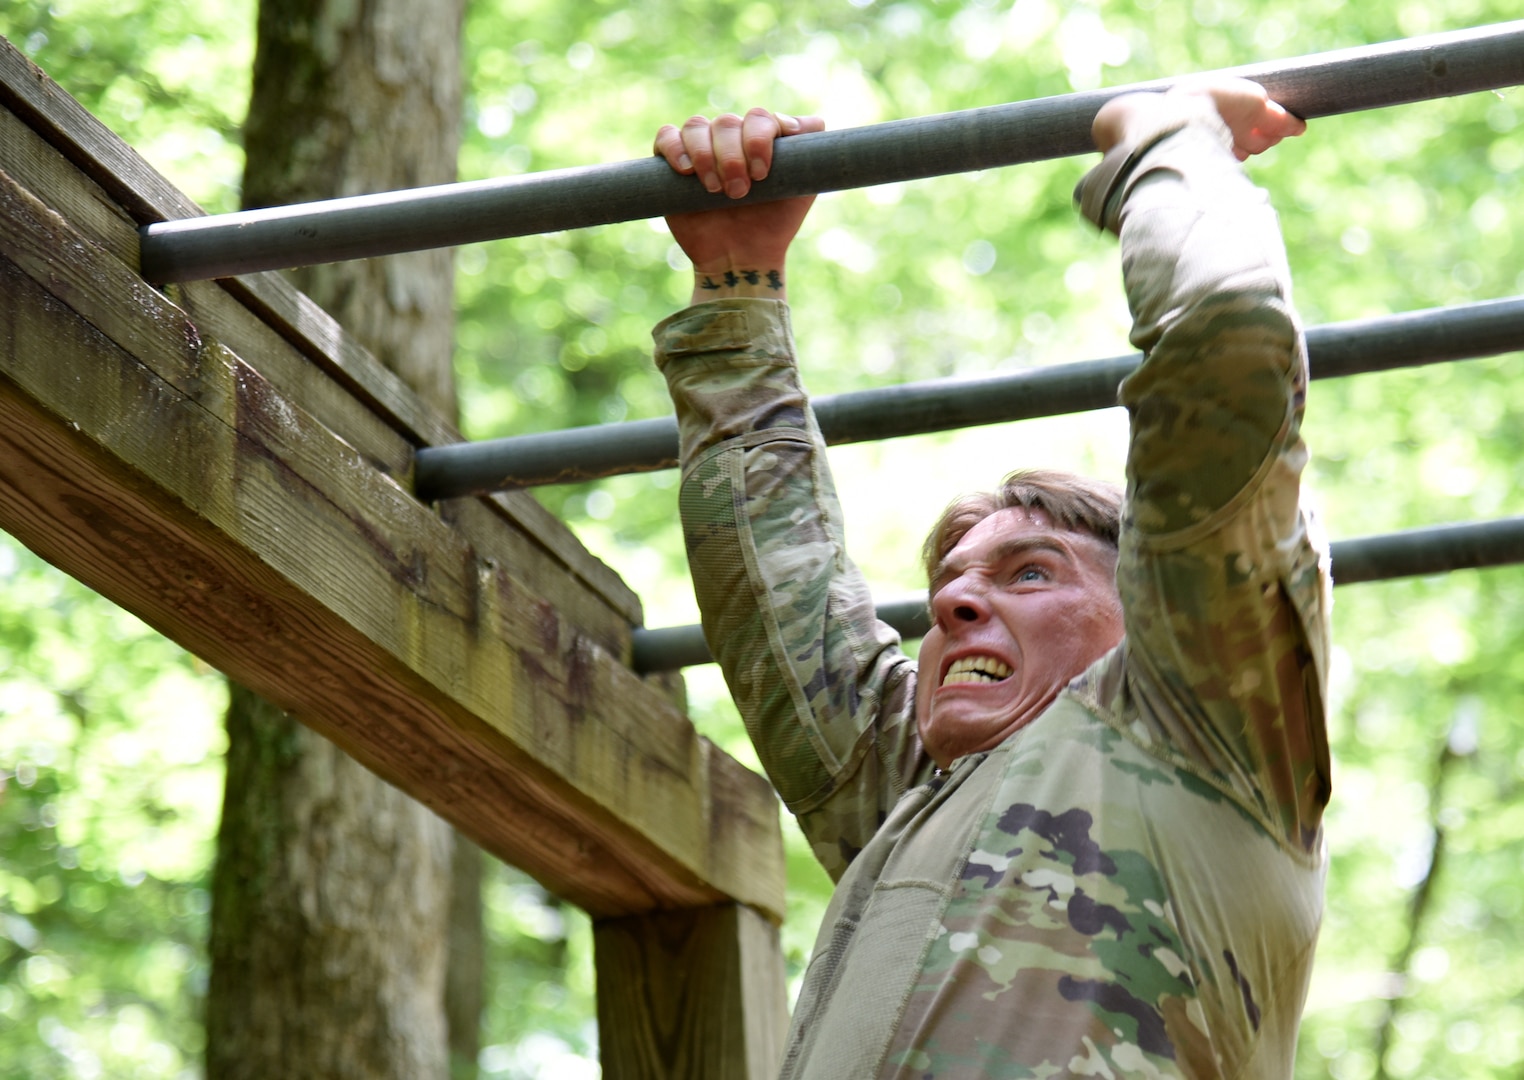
[654,115,1331,1079]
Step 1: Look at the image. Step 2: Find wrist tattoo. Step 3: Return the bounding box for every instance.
[694,269,786,293]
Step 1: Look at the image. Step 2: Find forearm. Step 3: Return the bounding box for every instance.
[1117,126,1296,365]
[654,299,927,877]
[1078,102,1302,533]
[653,298,807,457]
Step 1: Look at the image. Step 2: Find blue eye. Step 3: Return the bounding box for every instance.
[1015,566,1046,583]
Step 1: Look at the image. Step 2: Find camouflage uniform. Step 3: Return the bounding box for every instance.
[653,107,1332,1079]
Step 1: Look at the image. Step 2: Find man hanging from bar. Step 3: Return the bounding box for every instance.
[649,78,1329,1079]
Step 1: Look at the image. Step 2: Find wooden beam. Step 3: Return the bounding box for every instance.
[0,34,636,624]
[595,904,788,1080]
[0,60,785,922]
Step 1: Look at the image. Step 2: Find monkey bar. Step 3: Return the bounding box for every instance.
[414,296,1524,497]
[630,517,1524,671]
[137,21,1524,283]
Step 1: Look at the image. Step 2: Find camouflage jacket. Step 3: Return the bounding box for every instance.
[653,112,1332,1079]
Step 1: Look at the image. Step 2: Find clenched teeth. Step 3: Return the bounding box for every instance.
[942,655,1013,686]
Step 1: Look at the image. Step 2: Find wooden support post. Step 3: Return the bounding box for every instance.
[595,903,788,1080]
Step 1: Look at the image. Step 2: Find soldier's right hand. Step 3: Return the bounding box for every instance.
[654,108,825,301]
[1092,78,1305,161]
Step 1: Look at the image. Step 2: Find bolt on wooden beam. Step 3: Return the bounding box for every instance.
[138,21,1524,283]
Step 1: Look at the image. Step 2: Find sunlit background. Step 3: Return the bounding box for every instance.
[2,0,1522,1076]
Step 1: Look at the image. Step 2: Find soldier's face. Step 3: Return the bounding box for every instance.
[915,507,1124,768]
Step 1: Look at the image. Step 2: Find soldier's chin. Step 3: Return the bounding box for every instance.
[922,704,1020,762]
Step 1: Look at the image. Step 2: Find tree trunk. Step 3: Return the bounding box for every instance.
[206,1,469,1077]
[207,689,454,1078]
[239,0,463,414]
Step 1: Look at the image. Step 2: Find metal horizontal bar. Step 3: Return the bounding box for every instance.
[139,21,1524,283]
[1325,516,1524,586]
[414,295,1524,500]
[631,516,1524,672]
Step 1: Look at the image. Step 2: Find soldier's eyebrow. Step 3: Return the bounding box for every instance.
[930,535,1073,594]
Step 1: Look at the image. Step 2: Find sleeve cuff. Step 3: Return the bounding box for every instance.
[652,297,793,372]
[1073,94,1235,233]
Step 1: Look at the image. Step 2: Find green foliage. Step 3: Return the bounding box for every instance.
[2,0,1523,1076]
[0,0,252,214]
[0,535,226,1078]
[475,867,599,1078]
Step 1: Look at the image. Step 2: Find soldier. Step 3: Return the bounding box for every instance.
[651,78,1328,1078]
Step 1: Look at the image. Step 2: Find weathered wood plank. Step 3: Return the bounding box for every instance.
[0,102,411,478]
[594,904,788,1080]
[0,34,642,624]
[0,116,641,677]
[0,160,785,920]
[0,36,440,441]
[0,102,138,263]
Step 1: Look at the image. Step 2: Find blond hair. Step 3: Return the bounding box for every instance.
[921,469,1124,585]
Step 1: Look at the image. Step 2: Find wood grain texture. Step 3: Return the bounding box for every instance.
[0,100,413,479]
[0,154,784,920]
[0,34,641,623]
[595,904,788,1080]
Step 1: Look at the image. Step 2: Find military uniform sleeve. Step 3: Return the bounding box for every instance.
[653,299,934,880]
[1077,105,1334,852]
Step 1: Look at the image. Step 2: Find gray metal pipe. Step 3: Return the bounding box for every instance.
[630,516,1524,671]
[138,21,1524,283]
[414,295,1524,499]
[1325,516,1524,586]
